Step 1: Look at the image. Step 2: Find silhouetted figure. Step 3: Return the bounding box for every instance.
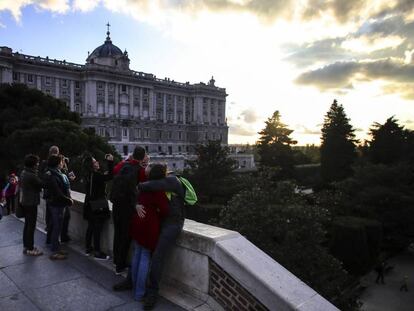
[375,262,385,284]
[400,276,408,292]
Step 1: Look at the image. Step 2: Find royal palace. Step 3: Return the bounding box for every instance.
[0,27,228,158]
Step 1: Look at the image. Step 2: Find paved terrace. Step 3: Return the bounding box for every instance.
[0,215,184,311]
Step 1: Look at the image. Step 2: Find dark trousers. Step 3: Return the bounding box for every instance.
[146,222,183,297]
[61,206,71,240]
[6,195,16,215]
[23,205,38,250]
[46,205,71,243]
[50,206,65,252]
[113,212,132,268]
[85,217,105,252]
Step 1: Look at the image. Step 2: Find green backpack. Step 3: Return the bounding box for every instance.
[166,176,198,205]
[178,176,198,206]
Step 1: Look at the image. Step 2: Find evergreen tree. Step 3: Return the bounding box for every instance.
[257,111,297,177]
[188,140,236,203]
[320,100,357,182]
[368,116,406,165]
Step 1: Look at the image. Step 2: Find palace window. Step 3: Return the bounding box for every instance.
[62,79,68,87]
[75,81,80,89]
[145,129,150,138]
[13,72,18,81]
[121,84,127,92]
[45,77,51,85]
[27,74,34,83]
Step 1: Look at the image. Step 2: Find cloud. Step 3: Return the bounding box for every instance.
[295,58,414,92]
[382,83,414,99]
[240,108,259,123]
[73,0,99,12]
[302,0,366,24]
[0,0,403,26]
[0,0,69,21]
[229,123,257,136]
[293,124,320,135]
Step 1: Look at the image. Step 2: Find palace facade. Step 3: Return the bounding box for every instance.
[0,28,228,156]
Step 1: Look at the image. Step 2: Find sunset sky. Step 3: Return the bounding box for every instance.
[1,0,414,145]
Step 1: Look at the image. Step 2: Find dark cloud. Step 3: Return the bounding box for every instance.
[240,109,259,123]
[374,0,414,19]
[229,124,257,136]
[295,59,414,91]
[284,37,349,67]
[170,0,294,20]
[302,0,366,23]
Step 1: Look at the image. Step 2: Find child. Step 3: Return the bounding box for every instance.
[2,173,19,215]
[129,163,169,301]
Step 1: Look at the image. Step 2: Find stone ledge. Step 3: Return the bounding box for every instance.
[63,191,338,311]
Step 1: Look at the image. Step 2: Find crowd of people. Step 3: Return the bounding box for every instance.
[0,145,186,310]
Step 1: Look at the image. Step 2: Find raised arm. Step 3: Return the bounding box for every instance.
[138,176,183,196]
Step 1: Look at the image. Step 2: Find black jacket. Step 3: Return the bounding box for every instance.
[20,168,43,206]
[44,168,72,207]
[83,160,113,220]
[138,175,185,225]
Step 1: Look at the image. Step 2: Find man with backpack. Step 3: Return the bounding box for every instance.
[111,146,147,274]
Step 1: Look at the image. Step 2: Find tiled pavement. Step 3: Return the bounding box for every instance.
[0,215,185,311]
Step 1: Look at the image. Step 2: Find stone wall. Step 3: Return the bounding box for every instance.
[209,259,268,311]
[37,191,339,311]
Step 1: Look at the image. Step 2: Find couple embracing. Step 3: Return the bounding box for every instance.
[112,146,185,310]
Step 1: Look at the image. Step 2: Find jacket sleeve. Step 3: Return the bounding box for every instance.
[138,176,184,197]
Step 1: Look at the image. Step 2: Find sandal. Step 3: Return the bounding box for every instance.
[49,253,67,260]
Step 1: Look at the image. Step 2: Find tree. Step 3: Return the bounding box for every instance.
[368,116,407,165]
[257,111,297,177]
[219,177,359,310]
[188,140,237,203]
[320,100,357,182]
[0,83,118,178]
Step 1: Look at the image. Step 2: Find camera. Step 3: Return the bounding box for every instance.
[63,156,70,165]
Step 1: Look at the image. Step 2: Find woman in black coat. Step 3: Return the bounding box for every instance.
[82,153,114,260]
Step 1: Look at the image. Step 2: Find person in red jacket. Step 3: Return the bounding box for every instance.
[2,173,18,215]
[129,163,169,301]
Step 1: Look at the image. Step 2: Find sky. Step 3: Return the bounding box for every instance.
[1,0,414,145]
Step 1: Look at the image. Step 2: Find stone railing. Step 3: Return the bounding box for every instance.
[36,191,338,311]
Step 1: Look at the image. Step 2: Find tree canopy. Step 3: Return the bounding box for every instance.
[257,110,297,177]
[0,83,117,177]
[187,140,237,203]
[368,116,411,165]
[320,100,357,182]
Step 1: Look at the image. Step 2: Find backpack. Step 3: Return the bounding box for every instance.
[109,162,139,206]
[178,176,197,206]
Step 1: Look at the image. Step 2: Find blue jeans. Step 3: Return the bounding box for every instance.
[146,222,183,298]
[131,242,151,300]
[50,206,65,252]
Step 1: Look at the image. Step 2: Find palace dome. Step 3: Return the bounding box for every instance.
[88,32,123,59]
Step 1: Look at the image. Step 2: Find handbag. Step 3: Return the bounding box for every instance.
[88,173,109,214]
[16,192,25,218]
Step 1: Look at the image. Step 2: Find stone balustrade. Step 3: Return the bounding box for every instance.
[36,191,339,311]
